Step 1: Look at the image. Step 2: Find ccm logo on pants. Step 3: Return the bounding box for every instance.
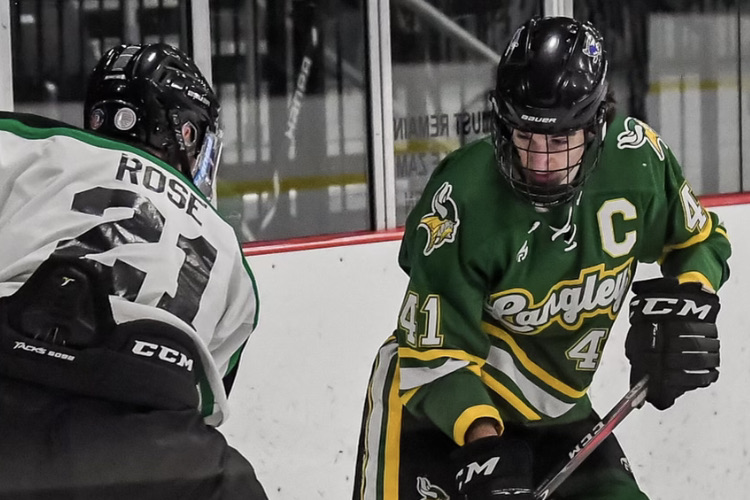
[131,340,194,371]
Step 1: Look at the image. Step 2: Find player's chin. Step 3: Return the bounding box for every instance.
[524,172,567,188]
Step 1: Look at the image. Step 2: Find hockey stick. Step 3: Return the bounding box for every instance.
[255,0,321,236]
[533,375,649,500]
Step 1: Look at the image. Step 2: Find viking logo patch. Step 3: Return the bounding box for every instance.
[418,182,460,256]
[616,117,667,161]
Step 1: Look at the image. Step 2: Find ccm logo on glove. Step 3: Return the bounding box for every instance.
[630,296,714,320]
[451,436,534,499]
[455,456,500,491]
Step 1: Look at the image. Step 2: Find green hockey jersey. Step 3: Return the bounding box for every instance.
[395,115,731,445]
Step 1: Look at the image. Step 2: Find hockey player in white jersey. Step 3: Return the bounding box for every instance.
[0,43,268,499]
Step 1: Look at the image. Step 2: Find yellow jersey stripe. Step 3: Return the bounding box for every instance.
[483,322,588,399]
[482,375,542,421]
[384,366,402,500]
[400,387,418,405]
[398,347,486,367]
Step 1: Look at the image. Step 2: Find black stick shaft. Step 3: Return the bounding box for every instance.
[533,376,649,500]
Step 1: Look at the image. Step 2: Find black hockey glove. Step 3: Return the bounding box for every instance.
[451,436,533,500]
[625,277,720,410]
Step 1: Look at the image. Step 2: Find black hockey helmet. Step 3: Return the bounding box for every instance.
[84,43,222,201]
[490,16,609,207]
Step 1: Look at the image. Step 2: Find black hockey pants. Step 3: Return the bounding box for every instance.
[0,376,268,500]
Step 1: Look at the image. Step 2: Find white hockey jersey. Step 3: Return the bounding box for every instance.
[0,112,259,426]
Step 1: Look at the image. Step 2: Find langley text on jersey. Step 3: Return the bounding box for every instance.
[486,258,633,334]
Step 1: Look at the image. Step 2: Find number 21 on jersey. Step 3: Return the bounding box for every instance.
[54,186,217,327]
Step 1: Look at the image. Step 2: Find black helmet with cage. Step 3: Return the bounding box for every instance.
[490,16,610,207]
[84,43,222,201]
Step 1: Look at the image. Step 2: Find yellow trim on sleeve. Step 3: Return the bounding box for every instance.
[715,226,728,239]
[453,405,504,446]
[677,271,714,292]
[483,322,588,399]
[482,375,542,422]
[398,352,483,403]
[398,347,486,367]
[662,214,713,254]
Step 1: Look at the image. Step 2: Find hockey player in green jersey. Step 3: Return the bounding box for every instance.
[353,16,730,500]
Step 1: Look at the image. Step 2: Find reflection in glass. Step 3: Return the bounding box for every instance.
[389,1,540,224]
[10,0,372,243]
[11,0,191,126]
[211,0,371,242]
[574,0,743,194]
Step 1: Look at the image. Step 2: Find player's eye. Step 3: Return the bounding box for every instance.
[514,132,532,142]
[548,133,570,141]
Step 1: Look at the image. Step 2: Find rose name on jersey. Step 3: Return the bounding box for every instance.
[115,153,208,226]
[486,257,633,335]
